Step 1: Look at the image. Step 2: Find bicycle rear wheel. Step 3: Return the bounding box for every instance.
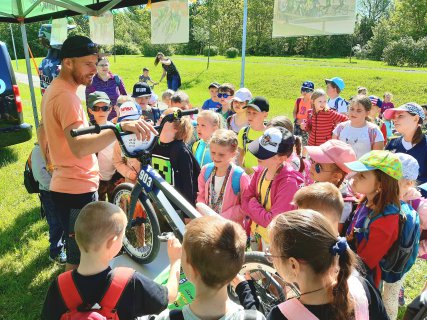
[111,183,161,264]
[228,251,285,315]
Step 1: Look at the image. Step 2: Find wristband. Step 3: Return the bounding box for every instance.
[116,123,122,133]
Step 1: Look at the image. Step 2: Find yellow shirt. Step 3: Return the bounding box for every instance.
[238,126,264,174]
[251,170,272,242]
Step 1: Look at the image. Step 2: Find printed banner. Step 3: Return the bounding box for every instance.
[89,11,114,45]
[50,18,68,45]
[272,0,357,37]
[151,0,189,44]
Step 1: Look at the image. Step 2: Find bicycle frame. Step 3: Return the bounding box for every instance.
[129,163,201,242]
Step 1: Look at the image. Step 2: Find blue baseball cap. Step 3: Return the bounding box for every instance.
[301,81,314,92]
[325,77,345,91]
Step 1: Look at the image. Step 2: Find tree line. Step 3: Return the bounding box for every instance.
[0,0,426,66]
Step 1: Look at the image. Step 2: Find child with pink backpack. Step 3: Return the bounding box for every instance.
[196,129,250,227]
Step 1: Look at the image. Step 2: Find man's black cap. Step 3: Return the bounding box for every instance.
[243,96,270,112]
[60,35,99,60]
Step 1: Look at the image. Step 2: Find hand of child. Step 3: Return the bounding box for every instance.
[300,120,307,130]
[167,237,182,263]
[230,272,251,289]
[128,171,137,181]
[120,119,158,141]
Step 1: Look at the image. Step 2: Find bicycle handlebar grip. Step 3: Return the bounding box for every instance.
[179,108,199,117]
[70,125,101,137]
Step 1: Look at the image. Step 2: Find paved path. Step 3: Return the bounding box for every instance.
[15,72,86,100]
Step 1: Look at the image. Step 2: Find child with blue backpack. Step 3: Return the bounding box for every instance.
[196,129,250,228]
[345,150,419,290]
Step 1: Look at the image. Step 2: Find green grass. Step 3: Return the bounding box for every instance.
[1,55,426,319]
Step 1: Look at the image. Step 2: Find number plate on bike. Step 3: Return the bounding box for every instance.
[138,167,157,191]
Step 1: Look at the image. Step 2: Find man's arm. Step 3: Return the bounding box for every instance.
[64,120,157,159]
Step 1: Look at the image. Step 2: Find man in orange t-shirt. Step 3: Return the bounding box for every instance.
[41,35,156,271]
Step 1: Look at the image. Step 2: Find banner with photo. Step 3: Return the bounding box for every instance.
[89,11,115,45]
[50,18,68,46]
[151,0,189,44]
[272,0,357,37]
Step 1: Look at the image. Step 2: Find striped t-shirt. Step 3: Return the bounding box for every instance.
[306,109,347,146]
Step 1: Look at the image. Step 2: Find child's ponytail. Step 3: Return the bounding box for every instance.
[330,241,356,320]
[294,136,305,173]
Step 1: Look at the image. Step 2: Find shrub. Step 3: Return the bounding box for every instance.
[141,43,175,57]
[383,37,427,67]
[111,41,141,55]
[225,47,239,58]
[203,45,218,56]
[353,44,369,60]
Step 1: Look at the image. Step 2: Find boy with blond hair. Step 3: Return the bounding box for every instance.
[42,201,181,319]
[157,216,265,320]
[293,182,344,235]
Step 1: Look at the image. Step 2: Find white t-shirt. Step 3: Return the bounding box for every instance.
[211,175,226,203]
[98,141,116,181]
[333,122,384,159]
[156,301,265,320]
[328,96,348,114]
[401,138,414,151]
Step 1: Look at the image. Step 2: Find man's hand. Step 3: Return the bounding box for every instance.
[167,237,182,263]
[120,119,158,141]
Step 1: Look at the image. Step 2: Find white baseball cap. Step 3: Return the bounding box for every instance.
[118,101,141,122]
[248,127,294,160]
[232,88,252,102]
[396,153,419,181]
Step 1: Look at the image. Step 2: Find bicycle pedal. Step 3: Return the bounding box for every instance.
[158,232,174,242]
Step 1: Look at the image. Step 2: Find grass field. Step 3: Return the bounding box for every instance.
[1,55,426,319]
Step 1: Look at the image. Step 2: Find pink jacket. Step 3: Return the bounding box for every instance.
[403,188,427,259]
[197,164,250,226]
[242,164,304,228]
[113,141,141,184]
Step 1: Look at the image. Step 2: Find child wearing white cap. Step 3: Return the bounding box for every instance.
[227,88,252,134]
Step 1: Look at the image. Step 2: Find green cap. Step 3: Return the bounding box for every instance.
[344,150,402,180]
[88,91,111,109]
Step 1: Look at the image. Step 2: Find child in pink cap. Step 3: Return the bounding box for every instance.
[304,139,357,234]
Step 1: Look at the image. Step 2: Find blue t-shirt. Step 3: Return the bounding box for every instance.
[192,140,212,167]
[202,98,221,111]
[386,135,427,196]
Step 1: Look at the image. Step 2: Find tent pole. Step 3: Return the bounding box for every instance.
[20,21,39,128]
[9,24,19,70]
[240,0,248,88]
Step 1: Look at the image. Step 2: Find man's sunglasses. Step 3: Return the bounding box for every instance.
[97,64,109,67]
[301,88,313,93]
[217,93,231,99]
[91,105,111,112]
[87,42,99,54]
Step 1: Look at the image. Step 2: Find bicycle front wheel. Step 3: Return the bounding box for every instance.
[110,183,161,264]
[228,251,285,315]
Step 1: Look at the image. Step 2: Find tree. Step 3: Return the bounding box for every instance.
[359,0,392,21]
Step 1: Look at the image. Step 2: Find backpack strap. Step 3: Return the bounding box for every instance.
[295,97,302,113]
[114,75,120,88]
[203,162,215,182]
[366,122,378,148]
[231,166,244,195]
[99,267,134,311]
[57,270,83,311]
[277,299,319,320]
[242,126,251,151]
[335,121,347,139]
[347,276,369,320]
[192,140,200,154]
[169,309,185,320]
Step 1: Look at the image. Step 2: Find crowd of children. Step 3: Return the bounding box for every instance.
[36,69,427,320]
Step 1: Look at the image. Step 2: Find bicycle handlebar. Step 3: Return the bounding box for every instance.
[70,108,199,158]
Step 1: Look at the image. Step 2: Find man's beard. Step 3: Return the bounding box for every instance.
[72,70,94,86]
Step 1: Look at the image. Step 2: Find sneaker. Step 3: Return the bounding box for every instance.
[49,251,67,265]
[398,286,405,306]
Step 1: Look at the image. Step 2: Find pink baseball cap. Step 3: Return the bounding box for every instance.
[304,140,357,173]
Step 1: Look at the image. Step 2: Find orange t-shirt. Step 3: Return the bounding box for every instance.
[41,78,99,194]
[295,97,312,120]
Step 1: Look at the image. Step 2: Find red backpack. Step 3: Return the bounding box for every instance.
[57,267,134,320]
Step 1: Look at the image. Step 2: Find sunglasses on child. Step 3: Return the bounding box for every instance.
[91,105,111,112]
[217,93,231,99]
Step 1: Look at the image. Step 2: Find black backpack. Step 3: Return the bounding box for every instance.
[23,150,39,194]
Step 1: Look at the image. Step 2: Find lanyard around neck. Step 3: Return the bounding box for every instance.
[258,164,283,208]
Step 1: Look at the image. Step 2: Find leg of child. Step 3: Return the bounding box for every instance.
[40,190,64,260]
[383,278,404,320]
